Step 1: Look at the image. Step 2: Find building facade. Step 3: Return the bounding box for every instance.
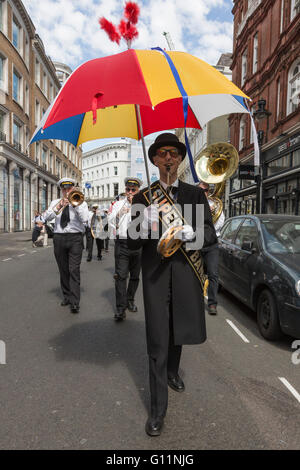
[82,138,160,209]
[177,54,233,217]
[82,139,131,209]
[229,0,300,216]
[0,0,82,232]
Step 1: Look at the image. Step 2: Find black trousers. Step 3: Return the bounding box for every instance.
[202,245,219,306]
[148,276,182,419]
[114,239,141,310]
[32,226,42,242]
[86,227,104,258]
[53,233,83,305]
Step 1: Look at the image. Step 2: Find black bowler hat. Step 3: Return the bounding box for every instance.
[148,133,187,164]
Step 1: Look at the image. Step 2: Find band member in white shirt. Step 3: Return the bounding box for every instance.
[108,177,142,321]
[43,177,89,314]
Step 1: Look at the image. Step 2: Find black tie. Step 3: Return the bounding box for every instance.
[60,205,70,229]
[167,186,178,200]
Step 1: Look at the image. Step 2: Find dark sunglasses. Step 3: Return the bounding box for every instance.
[61,184,74,189]
[125,187,138,193]
[156,148,180,158]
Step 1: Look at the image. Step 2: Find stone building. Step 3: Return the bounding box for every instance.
[0,0,82,232]
[229,0,300,216]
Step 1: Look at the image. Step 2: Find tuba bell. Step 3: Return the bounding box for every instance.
[195,142,239,224]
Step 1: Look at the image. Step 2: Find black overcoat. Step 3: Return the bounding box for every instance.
[127,180,217,356]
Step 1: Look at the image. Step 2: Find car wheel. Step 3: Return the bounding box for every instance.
[257,289,282,340]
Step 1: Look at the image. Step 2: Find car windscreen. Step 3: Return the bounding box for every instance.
[261,219,300,254]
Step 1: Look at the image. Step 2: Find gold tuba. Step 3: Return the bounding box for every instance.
[195,142,239,224]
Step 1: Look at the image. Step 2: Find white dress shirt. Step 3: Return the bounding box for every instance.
[87,210,94,229]
[43,199,89,233]
[32,214,45,225]
[108,198,131,238]
[208,199,225,237]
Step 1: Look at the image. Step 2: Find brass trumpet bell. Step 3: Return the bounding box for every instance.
[68,188,84,207]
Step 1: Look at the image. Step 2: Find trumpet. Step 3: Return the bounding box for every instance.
[54,187,85,214]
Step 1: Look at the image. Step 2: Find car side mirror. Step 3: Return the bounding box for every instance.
[241,240,256,253]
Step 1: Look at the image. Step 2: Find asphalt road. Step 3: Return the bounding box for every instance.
[0,232,299,450]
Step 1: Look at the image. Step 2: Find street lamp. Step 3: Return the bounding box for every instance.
[253,99,271,214]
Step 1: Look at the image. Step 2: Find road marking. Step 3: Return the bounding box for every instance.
[226,319,250,343]
[2,258,12,262]
[278,377,300,404]
[17,254,25,257]
[31,250,37,253]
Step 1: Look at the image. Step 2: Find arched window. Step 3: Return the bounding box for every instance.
[287,58,300,115]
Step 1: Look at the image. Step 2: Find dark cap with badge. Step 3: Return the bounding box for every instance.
[58,177,76,188]
[148,133,186,164]
[124,177,143,187]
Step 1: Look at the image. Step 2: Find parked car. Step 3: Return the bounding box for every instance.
[218,214,300,340]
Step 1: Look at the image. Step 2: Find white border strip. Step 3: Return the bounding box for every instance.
[2,258,12,262]
[17,254,25,257]
[278,377,300,404]
[226,319,250,343]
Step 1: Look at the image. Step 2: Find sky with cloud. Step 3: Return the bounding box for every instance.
[22,0,234,69]
[23,0,235,151]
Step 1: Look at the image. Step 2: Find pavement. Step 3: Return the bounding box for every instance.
[0,231,299,450]
[0,231,46,259]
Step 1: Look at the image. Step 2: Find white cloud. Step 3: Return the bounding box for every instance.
[22,0,233,69]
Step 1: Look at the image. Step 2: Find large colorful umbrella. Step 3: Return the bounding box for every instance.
[31,48,256,185]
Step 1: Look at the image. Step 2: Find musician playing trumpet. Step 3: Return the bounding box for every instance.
[43,177,89,314]
[108,177,142,321]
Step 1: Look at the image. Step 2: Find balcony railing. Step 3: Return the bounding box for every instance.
[13,141,22,152]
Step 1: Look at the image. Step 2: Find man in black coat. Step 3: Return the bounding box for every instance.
[127,133,217,436]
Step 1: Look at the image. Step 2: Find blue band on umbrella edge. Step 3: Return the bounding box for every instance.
[152,47,199,183]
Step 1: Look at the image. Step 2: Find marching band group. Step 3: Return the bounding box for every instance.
[37,132,224,437]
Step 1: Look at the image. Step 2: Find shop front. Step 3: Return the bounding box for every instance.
[263,131,300,216]
[229,172,257,217]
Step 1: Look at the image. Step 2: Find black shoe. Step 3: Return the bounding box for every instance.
[168,374,185,392]
[61,299,70,306]
[208,304,218,315]
[70,304,80,314]
[127,300,137,312]
[145,416,164,437]
[97,255,102,260]
[114,309,126,321]
[86,257,92,262]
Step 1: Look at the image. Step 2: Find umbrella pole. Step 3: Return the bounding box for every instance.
[135,104,153,203]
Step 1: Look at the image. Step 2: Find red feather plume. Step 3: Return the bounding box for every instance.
[99,2,140,48]
[99,17,121,44]
[118,19,139,41]
[124,2,140,25]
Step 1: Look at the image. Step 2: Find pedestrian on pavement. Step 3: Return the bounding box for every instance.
[32,210,44,247]
[127,133,217,436]
[198,181,225,315]
[86,204,104,261]
[43,177,89,314]
[108,177,142,321]
[103,209,110,252]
